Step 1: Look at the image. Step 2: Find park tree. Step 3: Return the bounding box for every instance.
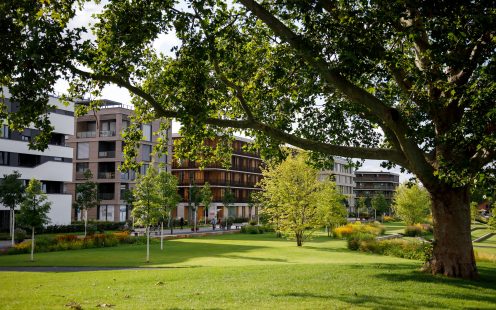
[156,169,181,249]
[1,0,494,279]
[222,186,236,228]
[259,152,339,246]
[17,179,51,261]
[201,182,213,224]
[393,183,432,226]
[132,166,161,263]
[0,171,25,246]
[74,170,98,237]
[317,182,347,237]
[371,193,390,218]
[357,197,369,220]
[188,184,203,232]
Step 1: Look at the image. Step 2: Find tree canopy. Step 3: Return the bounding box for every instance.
[1,0,493,278]
[393,183,432,225]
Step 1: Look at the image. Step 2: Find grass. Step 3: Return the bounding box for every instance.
[0,233,495,309]
[382,221,406,235]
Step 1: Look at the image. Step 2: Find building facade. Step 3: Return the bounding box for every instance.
[66,100,171,223]
[354,171,400,206]
[172,135,263,223]
[0,90,74,230]
[318,157,356,212]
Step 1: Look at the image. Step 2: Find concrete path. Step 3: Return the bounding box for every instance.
[0,240,12,249]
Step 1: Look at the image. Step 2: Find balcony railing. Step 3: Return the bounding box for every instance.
[76,172,87,180]
[98,172,115,179]
[98,151,116,158]
[99,130,116,137]
[98,192,114,200]
[76,131,96,138]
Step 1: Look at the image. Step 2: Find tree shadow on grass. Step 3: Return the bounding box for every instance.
[272,292,449,309]
[220,254,288,263]
[373,264,496,290]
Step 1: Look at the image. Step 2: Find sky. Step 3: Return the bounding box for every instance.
[53,1,414,182]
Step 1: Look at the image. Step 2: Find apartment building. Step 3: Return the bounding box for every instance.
[354,171,400,206]
[172,134,263,223]
[66,100,171,223]
[318,157,356,212]
[0,89,74,230]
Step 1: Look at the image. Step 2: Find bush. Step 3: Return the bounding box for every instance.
[40,221,126,234]
[382,215,395,222]
[333,222,385,239]
[248,220,257,226]
[14,228,27,243]
[347,232,375,251]
[404,224,433,237]
[240,225,263,234]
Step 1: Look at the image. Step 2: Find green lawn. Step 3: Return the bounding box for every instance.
[382,221,406,235]
[0,233,495,309]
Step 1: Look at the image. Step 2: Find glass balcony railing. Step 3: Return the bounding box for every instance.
[99,130,116,137]
[76,131,96,138]
[98,151,116,158]
[98,172,115,179]
[98,192,114,200]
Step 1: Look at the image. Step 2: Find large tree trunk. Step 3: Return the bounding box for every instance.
[426,186,478,279]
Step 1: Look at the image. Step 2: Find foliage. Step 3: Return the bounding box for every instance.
[470,202,480,221]
[7,231,135,255]
[488,213,496,231]
[240,225,264,234]
[222,186,236,218]
[156,170,181,222]
[40,221,126,234]
[382,216,395,223]
[333,222,386,239]
[347,233,433,262]
[0,171,24,211]
[404,224,433,237]
[200,182,213,217]
[392,183,431,225]
[131,167,161,228]
[371,193,390,216]
[16,179,51,230]
[2,0,494,278]
[13,228,26,243]
[258,152,345,246]
[73,170,98,236]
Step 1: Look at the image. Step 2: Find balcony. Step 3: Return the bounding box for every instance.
[77,131,96,138]
[99,130,116,137]
[98,151,116,158]
[76,172,86,180]
[98,172,115,179]
[98,192,114,200]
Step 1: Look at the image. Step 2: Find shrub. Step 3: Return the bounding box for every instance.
[55,234,79,243]
[383,215,395,222]
[333,222,385,239]
[14,228,27,243]
[241,225,263,234]
[248,220,257,226]
[404,224,433,237]
[347,232,375,251]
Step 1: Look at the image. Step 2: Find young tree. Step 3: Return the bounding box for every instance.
[16,179,51,261]
[259,152,333,246]
[74,170,98,237]
[222,186,236,229]
[188,185,202,232]
[132,167,161,263]
[3,0,494,278]
[317,182,348,237]
[156,170,180,250]
[357,197,369,220]
[201,182,213,225]
[0,171,25,246]
[393,183,432,226]
[371,193,390,219]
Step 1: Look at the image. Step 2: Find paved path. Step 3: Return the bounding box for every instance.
[0,240,11,250]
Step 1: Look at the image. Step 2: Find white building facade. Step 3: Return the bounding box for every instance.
[318,157,356,212]
[0,90,74,229]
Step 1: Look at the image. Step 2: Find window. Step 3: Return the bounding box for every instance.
[99,205,114,222]
[119,205,128,222]
[53,157,62,161]
[100,120,116,137]
[142,144,152,161]
[76,162,89,173]
[77,142,89,159]
[1,124,9,138]
[0,152,9,165]
[140,164,149,175]
[142,124,152,141]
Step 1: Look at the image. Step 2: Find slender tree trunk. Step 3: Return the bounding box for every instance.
[194,207,197,232]
[146,225,150,263]
[160,221,164,251]
[10,208,14,246]
[296,231,303,246]
[30,227,34,262]
[169,211,173,235]
[84,209,88,237]
[425,186,478,279]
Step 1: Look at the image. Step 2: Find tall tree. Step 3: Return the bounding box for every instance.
[16,179,51,261]
[1,0,494,278]
[74,170,98,237]
[188,184,202,232]
[156,170,180,249]
[259,152,339,246]
[222,186,236,227]
[201,182,213,224]
[0,171,24,246]
[393,183,432,226]
[132,166,161,263]
[317,182,348,237]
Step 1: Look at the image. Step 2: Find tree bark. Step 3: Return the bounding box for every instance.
[160,221,164,251]
[146,225,150,263]
[296,231,303,247]
[84,209,88,237]
[11,208,15,246]
[426,186,478,279]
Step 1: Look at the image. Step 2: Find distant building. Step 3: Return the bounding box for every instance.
[354,171,400,206]
[66,100,171,222]
[318,157,356,212]
[172,134,263,223]
[0,89,74,230]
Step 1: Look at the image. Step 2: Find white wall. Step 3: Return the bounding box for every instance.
[0,139,73,159]
[46,194,72,225]
[0,161,73,182]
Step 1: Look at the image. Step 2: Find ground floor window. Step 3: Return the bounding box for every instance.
[99,205,114,222]
[119,205,127,222]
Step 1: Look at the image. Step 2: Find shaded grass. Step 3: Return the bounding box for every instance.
[0,233,495,309]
